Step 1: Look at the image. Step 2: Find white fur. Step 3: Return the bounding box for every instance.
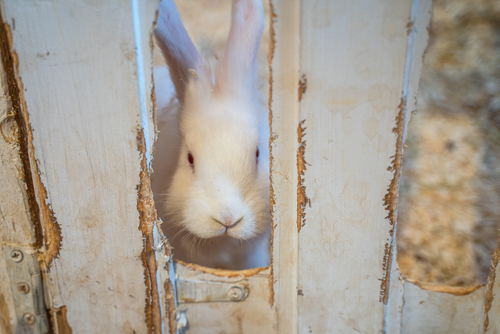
[155,0,270,270]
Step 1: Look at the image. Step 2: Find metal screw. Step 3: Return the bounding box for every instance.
[227,286,244,301]
[17,282,30,294]
[11,250,23,262]
[23,313,36,325]
[176,308,188,332]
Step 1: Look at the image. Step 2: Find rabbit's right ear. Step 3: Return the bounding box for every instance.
[215,0,264,97]
[155,0,202,104]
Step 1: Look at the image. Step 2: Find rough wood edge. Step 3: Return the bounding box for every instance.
[137,129,162,334]
[296,120,307,233]
[267,0,277,307]
[148,7,176,333]
[164,274,176,334]
[297,74,306,102]
[482,241,500,333]
[404,278,485,296]
[150,9,159,142]
[380,98,406,304]
[0,14,42,247]
[385,0,433,331]
[0,12,62,264]
[50,305,73,334]
[175,260,269,278]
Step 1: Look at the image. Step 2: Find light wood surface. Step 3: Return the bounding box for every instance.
[0,0,162,332]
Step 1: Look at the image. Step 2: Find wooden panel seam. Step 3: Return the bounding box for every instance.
[268,0,276,308]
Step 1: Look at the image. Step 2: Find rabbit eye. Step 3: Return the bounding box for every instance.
[256,148,260,163]
[188,152,194,167]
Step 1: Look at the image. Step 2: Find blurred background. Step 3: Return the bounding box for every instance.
[397,0,500,286]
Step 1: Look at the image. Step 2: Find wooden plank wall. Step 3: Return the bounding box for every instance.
[1,0,500,333]
[297,0,414,332]
[0,0,165,332]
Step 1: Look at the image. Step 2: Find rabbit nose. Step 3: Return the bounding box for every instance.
[212,216,243,228]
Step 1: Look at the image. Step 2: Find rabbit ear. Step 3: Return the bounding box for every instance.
[215,0,264,96]
[155,0,203,104]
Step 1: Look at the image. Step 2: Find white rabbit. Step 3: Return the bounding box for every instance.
[154,0,270,270]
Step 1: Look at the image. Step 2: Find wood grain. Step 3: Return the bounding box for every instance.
[1,0,162,332]
[296,0,417,332]
[401,282,485,334]
[175,263,274,333]
[269,0,301,333]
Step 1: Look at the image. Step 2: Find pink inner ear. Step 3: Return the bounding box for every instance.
[215,0,264,95]
[155,0,203,103]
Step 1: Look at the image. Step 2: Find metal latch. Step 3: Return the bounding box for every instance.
[4,245,49,334]
[176,279,249,303]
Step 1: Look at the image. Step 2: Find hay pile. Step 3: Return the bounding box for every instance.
[397,0,500,286]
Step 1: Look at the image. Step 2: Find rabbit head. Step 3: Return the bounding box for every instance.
[155,0,269,241]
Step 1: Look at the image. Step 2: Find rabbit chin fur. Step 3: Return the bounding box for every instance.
[163,74,271,270]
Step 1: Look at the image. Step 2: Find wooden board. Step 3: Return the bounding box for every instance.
[268,0,301,333]
[174,263,274,333]
[296,0,431,332]
[401,282,485,334]
[269,0,432,332]
[385,0,433,332]
[4,0,498,333]
[0,0,165,332]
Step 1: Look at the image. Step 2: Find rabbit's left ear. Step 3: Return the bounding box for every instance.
[155,0,205,104]
[215,0,264,96]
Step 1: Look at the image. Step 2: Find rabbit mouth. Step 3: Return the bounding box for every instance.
[212,217,243,229]
[209,217,255,240]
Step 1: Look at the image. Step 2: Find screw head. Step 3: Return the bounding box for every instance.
[227,286,244,301]
[23,313,36,325]
[11,250,23,262]
[17,282,30,294]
